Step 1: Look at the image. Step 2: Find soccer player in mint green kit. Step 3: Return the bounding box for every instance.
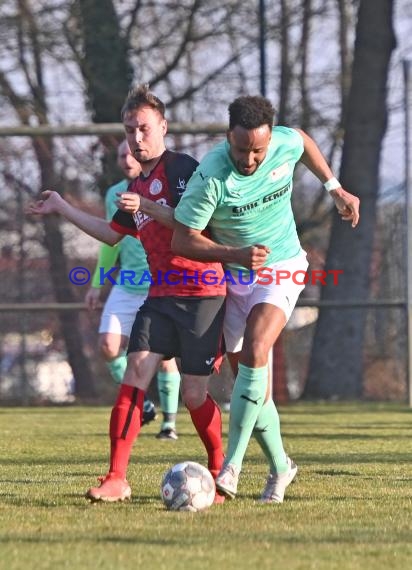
[85,140,181,439]
[172,95,360,502]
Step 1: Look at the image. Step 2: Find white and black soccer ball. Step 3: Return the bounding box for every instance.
[160,461,216,512]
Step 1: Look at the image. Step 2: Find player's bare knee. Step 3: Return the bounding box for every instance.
[183,393,206,410]
[99,340,119,361]
[122,360,150,391]
[124,352,160,392]
[181,373,209,409]
[181,385,207,410]
[241,339,270,368]
[126,355,143,376]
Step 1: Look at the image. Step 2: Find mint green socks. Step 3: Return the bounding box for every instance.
[225,363,267,470]
[253,397,288,474]
[157,371,181,429]
[106,352,127,384]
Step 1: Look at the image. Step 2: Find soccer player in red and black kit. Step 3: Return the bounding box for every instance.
[28,85,226,504]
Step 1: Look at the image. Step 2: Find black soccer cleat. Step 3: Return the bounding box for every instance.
[141,400,157,426]
[156,427,178,440]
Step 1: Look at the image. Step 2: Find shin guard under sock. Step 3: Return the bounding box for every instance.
[157,371,181,428]
[106,352,127,384]
[225,363,267,470]
[253,398,288,473]
[109,384,144,478]
[189,394,224,477]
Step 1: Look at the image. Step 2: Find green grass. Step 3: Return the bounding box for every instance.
[0,403,411,570]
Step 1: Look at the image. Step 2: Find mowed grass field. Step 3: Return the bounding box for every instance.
[0,403,411,570]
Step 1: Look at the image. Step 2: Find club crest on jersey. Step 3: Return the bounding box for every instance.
[270,162,290,181]
[149,179,163,195]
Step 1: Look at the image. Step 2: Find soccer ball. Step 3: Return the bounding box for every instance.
[160,461,216,512]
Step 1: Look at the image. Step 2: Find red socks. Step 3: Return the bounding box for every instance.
[189,395,224,477]
[109,384,144,479]
[108,387,224,484]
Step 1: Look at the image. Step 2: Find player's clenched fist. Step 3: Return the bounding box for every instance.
[116,192,141,214]
[235,244,271,270]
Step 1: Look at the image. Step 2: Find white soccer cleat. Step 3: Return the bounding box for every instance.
[215,463,240,499]
[259,456,297,504]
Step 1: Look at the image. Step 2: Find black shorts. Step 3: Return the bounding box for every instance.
[127,296,226,376]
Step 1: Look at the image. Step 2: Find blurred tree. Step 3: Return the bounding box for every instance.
[0,0,96,399]
[76,0,132,122]
[304,0,396,398]
[67,0,134,191]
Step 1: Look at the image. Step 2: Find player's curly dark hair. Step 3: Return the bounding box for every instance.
[121,84,165,119]
[228,95,275,131]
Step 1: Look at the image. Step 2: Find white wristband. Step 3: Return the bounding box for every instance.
[324,177,341,192]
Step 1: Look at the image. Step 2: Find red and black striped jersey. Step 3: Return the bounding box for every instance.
[110,150,226,297]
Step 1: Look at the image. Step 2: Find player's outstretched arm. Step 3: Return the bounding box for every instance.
[27,190,123,244]
[295,129,360,228]
[172,222,270,270]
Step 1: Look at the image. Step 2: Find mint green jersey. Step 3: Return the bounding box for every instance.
[174,126,304,273]
[106,179,149,294]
